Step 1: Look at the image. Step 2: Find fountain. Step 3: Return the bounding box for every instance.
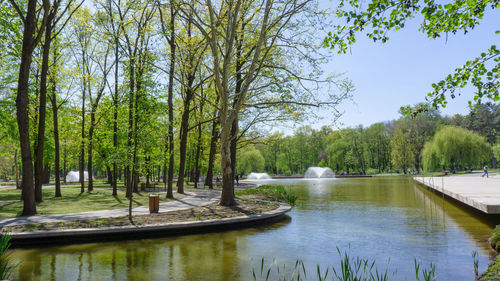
[304,167,335,178]
[246,172,272,180]
[66,171,89,182]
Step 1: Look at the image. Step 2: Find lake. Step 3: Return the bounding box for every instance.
[9,177,498,280]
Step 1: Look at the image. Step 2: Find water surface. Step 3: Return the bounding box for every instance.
[9,177,499,280]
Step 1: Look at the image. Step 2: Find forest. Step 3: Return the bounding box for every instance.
[0,0,353,215]
[244,104,500,176]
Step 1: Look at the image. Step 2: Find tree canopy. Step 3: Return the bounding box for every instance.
[422,126,490,171]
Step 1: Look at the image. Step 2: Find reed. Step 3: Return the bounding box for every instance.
[252,248,438,281]
[0,233,15,280]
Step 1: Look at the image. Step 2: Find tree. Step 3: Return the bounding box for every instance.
[422,126,490,171]
[181,0,351,206]
[236,146,265,175]
[326,0,500,115]
[493,143,500,162]
[461,104,500,167]
[8,0,50,215]
[391,126,415,174]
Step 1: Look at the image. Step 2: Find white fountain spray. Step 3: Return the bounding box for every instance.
[304,167,335,178]
[247,172,272,180]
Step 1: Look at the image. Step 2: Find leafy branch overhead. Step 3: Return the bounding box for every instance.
[324,0,500,116]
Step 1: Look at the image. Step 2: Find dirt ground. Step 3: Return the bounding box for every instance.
[2,199,279,233]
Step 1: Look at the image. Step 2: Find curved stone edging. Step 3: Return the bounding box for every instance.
[8,202,292,248]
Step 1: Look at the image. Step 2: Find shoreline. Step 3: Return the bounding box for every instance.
[6,202,291,248]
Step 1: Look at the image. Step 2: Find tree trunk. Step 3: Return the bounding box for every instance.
[126,57,135,198]
[219,124,235,206]
[204,117,218,189]
[17,0,40,216]
[87,110,95,191]
[146,155,150,185]
[176,90,193,194]
[165,5,176,199]
[34,19,54,203]
[80,65,86,193]
[51,91,61,197]
[15,150,20,190]
[106,166,112,184]
[42,164,50,184]
[229,118,238,190]
[112,37,119,196]
[193,115,203,189]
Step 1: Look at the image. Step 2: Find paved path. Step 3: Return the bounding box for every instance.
[414,174,500,214]
[0,190,221,227]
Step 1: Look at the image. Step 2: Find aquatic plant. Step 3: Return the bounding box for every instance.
[0,233,15,280]
[236,185,298,205]
[252,248,438,281]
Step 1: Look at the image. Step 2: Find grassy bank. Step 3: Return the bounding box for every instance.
[0,187,178,218]
[480,226,500,281]
[1,200,279,232]
[236,185,298,205]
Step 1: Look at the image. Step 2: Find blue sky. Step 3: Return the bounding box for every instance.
[308,3,500,129]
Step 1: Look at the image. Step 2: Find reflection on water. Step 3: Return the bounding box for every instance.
[9,177,500,280]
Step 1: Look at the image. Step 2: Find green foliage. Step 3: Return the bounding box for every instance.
[493,143,500,161]
[422,126,490,171]
[237,147,266,175]
[0,233,15,280]
[235,185,298,205]
[325,0,500,114]
[391,126,416,173]
[480,254,500,281]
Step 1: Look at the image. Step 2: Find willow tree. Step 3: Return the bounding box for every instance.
[182,0,351,205]
[422,126,490,171]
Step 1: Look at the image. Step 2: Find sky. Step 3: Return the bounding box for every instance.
[300,2,500,130]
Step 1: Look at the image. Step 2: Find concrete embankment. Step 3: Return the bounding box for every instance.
[414,175,500,214]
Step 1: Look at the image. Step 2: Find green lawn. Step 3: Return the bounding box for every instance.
[0,187,177,218]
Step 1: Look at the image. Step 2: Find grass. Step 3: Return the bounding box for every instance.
[479,255,500,281]
[0,187,175,218]
[236,185,298,205]
[480,226,500,281]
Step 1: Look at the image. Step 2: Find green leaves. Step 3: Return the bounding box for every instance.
[326,0,500,114]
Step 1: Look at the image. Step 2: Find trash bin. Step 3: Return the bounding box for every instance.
[149,194,159,213]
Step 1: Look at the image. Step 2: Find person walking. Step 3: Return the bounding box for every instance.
[482,165,489,178]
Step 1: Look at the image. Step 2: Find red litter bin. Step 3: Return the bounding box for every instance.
[149,194,159,213]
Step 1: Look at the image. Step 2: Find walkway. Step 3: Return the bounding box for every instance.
[414,174,500,214]
[0,190,220,227]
